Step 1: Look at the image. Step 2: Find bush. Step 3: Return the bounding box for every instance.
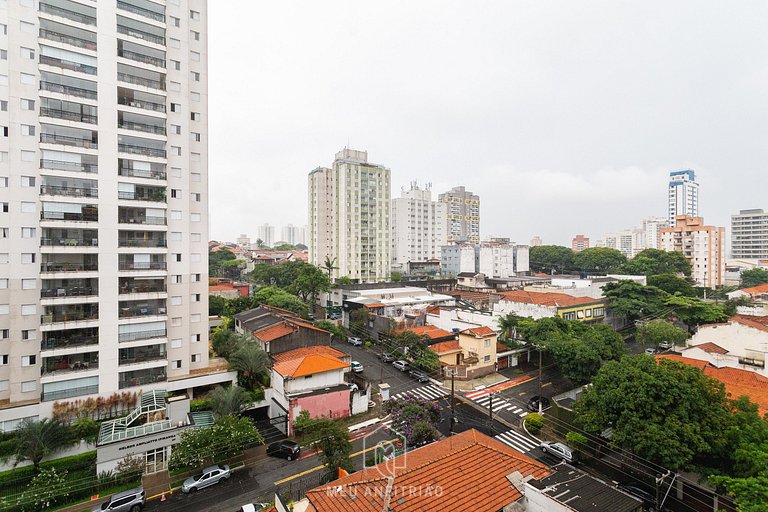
[566,431,588,452]
[525,413,544,435]
[190,398,212,412]
[70,417,99,443]
[14,467,70,512]
[363,341,372,348]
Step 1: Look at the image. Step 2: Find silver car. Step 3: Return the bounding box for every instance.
[181,464,230,493]
[92,487,145,512]
[540,441,577,463]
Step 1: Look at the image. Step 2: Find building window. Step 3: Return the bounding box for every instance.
[190,92,200,102]
[171,317,182,327]
[170,16,180,27]
[21,151,35,162]
[191,30,200,41]
[0,228,7,238]
[190,314,201,323]
[0,355,7,365]
[169,38,181,49]
[190,213,201,222]
[21,253,35,264]
[191,132,201,142]
[191,273,201,282]
[170,103,181,112]
[190,71,200,81]
[191,334,201,343]
[191,353,200,363]
[0,305,9,314]
[171,60,181,70]
[562,312,576,320]
[593,307,605,317]
[191,294,200,302]
[20,202,35,213]
[0,255,8,264]
[0,330,7,340]
[22,355,36,366]
[20,47,35,59]
[484,355,491,363]
[171,275,182,284]
[21,176,35,187]
[0,279,6,288]
[171,338,182,348]
[21,227,36,238]
[172,360,181,369]
[21,329,35,341]
[191,112,200,121]
[191,233,201,242]
[20,73,35,85]
[21,279,36,289]
[21,304,36,316]
[190,10,200,20]
[170,296,182,306]
[21,381,36,393]
[20,125,35,136]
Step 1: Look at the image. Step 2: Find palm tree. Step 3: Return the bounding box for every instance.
[208,385,253,417]
[497,313,523,342]
[229,343,270,390]
[8,418,72,471]
[322,256,338,281]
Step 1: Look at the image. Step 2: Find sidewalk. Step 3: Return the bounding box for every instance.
[443,372,508,392]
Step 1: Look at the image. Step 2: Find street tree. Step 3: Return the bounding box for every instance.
[497,313,524,342]
[603,280,670,322]
[573,247,627,274]
[619,248,692,276]
[292,264,330,307]
[383,396,440,447]
[636,319,689,347]
[229,343,270,390]
[665,294,729,327]
[305,419,354,476]
[169,416,263,470]
[647,273,696,296]
[741,268,768,288]
[529,245,575,274]
[321,256,339,281]
[5,418,72,471]
[253,286,309,317]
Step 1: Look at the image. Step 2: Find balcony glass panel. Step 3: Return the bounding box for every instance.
[118,110,166,135]
[40,45,97,75]
[118,321,166,342]
[116,0,165,23]
[118,254,166,270]
[119,277,166,294]
[40,18,97,50]
[119,299,166,318]
[41,202,98,222]
[40,71,98,100]
[43,352,99,376]
[118,134,166,158]
[40,124,98,149]
[41,254,98,273]
[39,0,97,26]
[118,183,166,202]
[119,159,166,180]
[118,231,167,248]
[42,376,99,402]
[42,304,99,324]
[117,87,166,113]
[116,15,165,45]
[41,278,98,298]
[42,327,99,350]
[118,206,166,226]
[40,176,98,198]
[117,62,165,91]
[40,97,98,124]
[119,367,167,389]
[118,39,166,68]
[41,228,98,247]
[119,344,166,365]
[41,150,98,173]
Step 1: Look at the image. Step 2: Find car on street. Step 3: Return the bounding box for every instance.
[540,441,576,463]
[351,361,364,373]
[658,341,672,350]
[92,487,145,512]
[379,352,396,363]
[392,360,410,371]
[409,369,430,382]
[617,483,658,511]
[181,465,230,493]
[238,504,270,512]
[347,337,363,346]
[266,440,301,461]
[526,395,551,412]
[644,347,657,355]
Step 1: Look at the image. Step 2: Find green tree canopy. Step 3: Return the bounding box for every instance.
[575,356,731,469]
[635,319,689,347]
[304,419,354,475]
[497,313,524,343]
[741,268,768,288]
[383,396,440,447]
[169,416,263,470]
[208,385,254,418]
[229,342,270,391]
[603,280,670,322]
[573,247,627,274]
[252,286,309,317]
[4,419,73,471]
[647,273,696,296]
[619,248,692,276]
[314,320,346,341]
[209,248,237,277]
[664,294,729,326]
[529,245,575,274]
[292,264,330,306]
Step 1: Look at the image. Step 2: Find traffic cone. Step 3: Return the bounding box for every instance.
[160,493,166,502]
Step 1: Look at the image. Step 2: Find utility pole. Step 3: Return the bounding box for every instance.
[538,346,543,414]
[488,392,494,434]
[380,364,384,384]
[449,369,456,435]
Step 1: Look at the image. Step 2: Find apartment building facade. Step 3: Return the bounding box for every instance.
[308,148,391,283]
[731,209,768,260]
[668,169,699,226]
[438,185,479,244]
[0,0,233,429]
[571,234,589,253]
[441,239,529,278]
[659,216,725,288]
[391,182,446,268]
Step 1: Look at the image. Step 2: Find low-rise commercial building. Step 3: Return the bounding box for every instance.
[494,290,606,323]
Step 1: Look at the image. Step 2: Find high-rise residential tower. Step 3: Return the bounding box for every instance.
[571,235,590,253]
[0,0,234,428]
[641,216,668,250]
[308,148,391,282]
[256,223,275,247]
[391,182,446,267]
[660,216,725,288]
[668,170,699,226]
[438,186,480,244]
[731,209,768,260]
[280,223,306,247]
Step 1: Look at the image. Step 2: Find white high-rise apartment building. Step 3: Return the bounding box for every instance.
[641,216,668,250]
[603,229,644,257]
[438,186,480,244]
[308,148,391,283]
[441,239,529,278]
[660,216,725,288]
[731,209,768,260]
[256,223,274,247]
[391,182,446,267]
[0,0,234,428]
[280,223,305,246]
[668,170,699,226]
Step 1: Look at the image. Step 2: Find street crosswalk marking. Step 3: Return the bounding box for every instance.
[495,429,539,453]
[471,394,528,417]
[390,384,448,402]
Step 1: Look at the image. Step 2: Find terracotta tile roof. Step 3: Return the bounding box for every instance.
[208,283,236,291]
[272,345,348,362]
[730,315,768,333]
[656,354,768,415]
[364,302,386,308]
[272,353,349,378]
[397,325,454,340]
[496,341,510,353]
[740,283,768,295]
[462,326,496,337]
[253,322,297,342]
[304,429,551,512]
[426,305,441,315]
[498,290,603,307]
[429,340,462,354]
[692,342,729,355]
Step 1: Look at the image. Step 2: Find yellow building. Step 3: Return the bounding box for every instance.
[495,290,605,323]
[430,326,498,379]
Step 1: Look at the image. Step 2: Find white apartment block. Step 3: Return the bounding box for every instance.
[641,216,668,250]
[731,209,768,260]
[602,228,644,257]
[0,0,234,429]
[235,233,250,247]
[668,169,699,226]
[308,148,391,283]
[391,182,446,267]
[256,222,275,247]
[280,223,306,246]
[660,216,725,288]
[438,185,480,244]
[441,239,529,278]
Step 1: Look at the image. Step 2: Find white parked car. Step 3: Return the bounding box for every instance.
[182,464,230,493]
[351,361,364,373]
[392,360,409,371]
[348,337,363,346]
[540,442,577,463]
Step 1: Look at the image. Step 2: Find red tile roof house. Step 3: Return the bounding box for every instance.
[233,305,332,355]
[271,346,369,435]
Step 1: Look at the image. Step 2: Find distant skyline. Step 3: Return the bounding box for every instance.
[208,1,768,246]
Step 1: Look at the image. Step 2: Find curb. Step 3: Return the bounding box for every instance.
[146,461,248,502]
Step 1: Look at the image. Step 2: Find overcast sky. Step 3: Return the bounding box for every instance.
[208,1,768,247]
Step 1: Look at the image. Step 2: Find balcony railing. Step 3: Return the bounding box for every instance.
[42,310,99,324]
[119,283,166,294]
[41,211,98,222]
[118,239,167,248]
[40,184,98,198]
[118,97,166,113]
[39,55,97,75]
[118,216,167,226]
[117,25,165,45]
[39,1,97,26]
[39,29,97,50]
[41,262,98,273]
[42,334,99,350]
[118,143,166,158]
[117,0,165,22]
[118,190,166,202]
[41,286,97,298]
[41,159,98,173]
[119,370,167,389]
[118,261,167,271]
[118,120,166,135]
[119,305,167,318]
[40,133,98,149]
[43,359,99,376]
[119,349,166,366]
[118,329,167,343]
[41,237,98,247]
[40,106,97,124]
[42,384,99,402]
[117,72,165,91]
[119,49,165,69]
[40,80,98,100]
[119,167,167,180]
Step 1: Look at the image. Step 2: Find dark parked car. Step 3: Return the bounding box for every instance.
[527,395,551,412]
[409,369,430,382]
[617,483,658,511]
[267,440,301,461]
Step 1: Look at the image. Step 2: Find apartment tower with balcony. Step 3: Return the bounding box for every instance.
[659,216,725,288]
[668,169,699,226]
[308,148,391,283]
[0,0,234,429]
[438,185,480,244]
[731,209,768,261]
[391,182,447,268]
